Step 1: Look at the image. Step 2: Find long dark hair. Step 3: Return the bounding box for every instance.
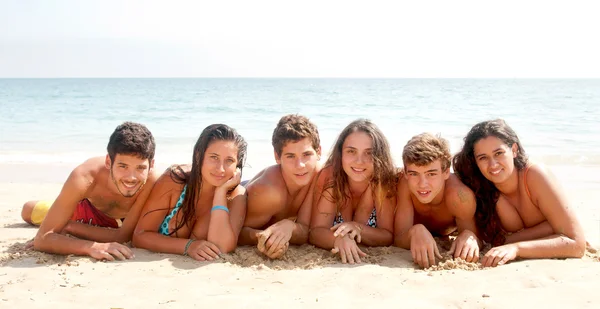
[168,124,247,235]
[452,119,528,245]
[323,119,397,215]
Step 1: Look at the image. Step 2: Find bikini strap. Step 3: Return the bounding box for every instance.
[523,164,535,205]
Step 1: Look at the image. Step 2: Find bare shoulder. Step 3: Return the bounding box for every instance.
[66,156,109,191]
[445,174,476,214]
[246,165,286,206]
[526,163,556,184]
[524,163,561,196]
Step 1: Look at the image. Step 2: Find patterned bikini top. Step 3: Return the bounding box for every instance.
[333,208,377,228]
[159,185,187,235]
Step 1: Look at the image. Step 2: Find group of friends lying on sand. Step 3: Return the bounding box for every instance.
[21,115,586,268]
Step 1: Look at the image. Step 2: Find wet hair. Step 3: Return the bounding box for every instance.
[272,114,320,157]
[402,133,451,171]
[107,122,155,163]
[323,119,397,214]
[452,119,528,245]
[167,124,247,235]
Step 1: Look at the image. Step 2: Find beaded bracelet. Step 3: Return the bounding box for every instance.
[211,205,229,213]
[183,239,195,256]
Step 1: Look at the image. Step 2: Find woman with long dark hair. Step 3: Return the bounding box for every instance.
[453,119,585,267]
[133,124,247,261]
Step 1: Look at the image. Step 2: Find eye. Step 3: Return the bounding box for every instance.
[427,173,437,177]
[495,151,504,156]
[226,158,235,164]
[346,149,355,154]
[210,155,218,160]
[286,155,295,159]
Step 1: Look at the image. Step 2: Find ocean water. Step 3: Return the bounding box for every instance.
[1,78,599,185]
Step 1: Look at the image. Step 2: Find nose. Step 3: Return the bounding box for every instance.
[489,157,499,169]
[418,175,428,187]
[296,157,306,169]
[356,153,365,164]
[216,161,225,173]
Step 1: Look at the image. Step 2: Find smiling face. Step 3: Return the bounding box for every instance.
[276,137,321,188]
[405,159,449,204]
[107,154,153,197]
[201,140,239,187]
[341,131,374,184]
[473,136,518,184]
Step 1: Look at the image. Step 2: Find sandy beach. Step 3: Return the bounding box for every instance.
[1,169,599,309]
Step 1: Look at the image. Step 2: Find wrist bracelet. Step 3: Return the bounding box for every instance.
[211,205,229,213]
[183,239,195,256]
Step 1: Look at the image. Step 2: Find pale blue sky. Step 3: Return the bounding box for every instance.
[1,0,598,77]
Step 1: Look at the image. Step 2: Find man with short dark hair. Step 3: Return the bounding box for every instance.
[21,122,158,260]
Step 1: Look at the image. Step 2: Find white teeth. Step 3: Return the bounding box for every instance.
[351,167,365,172]
[490,170,501,175]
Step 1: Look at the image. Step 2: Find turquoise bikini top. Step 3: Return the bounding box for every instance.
[159,185,187,235]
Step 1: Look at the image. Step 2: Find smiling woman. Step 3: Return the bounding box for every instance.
[309,119,398,264]
[132,124,248,261]
[452,119,586,267]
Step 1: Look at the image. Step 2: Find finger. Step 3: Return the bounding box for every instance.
[346,248,355,265]
[427,247,435,268]
[415,250,423,268]
[330,224,340,231]
[351,246,361,264]
[108,248,127,261]
[333,225,346,237]
[356,233,362,244]
[472,247,480,263]
[265,232,279,250]
[497,253,511,266]
[492,253,505,267]
[411,247,417,262]
[449,240,456,256]
[198,249,214,261]
[481,252,491,267]
[459,244,470,261]
[331,247,339,254]
[191,252,206,262]
[203,245,220,259]
[434,244,443,260]
[340,248,347,264]
[266,235,285,257]
[117,245,134,259]
[206,241,222,255]
[348,229,358,240]
[357,246,367,257]
[100,251,115,262]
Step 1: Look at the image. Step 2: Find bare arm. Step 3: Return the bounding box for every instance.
[358,193,394,246]
[237,182,280,245]
[131,174,190,255]
[512,166,586,258]
[33,166,100,256]
[309,187,337,250]
[65,170,159,243]
[289,172,317,245]
[448,185,481,246]
[207,182,247,253]
[504,221,554,244]
[393,179,416,249]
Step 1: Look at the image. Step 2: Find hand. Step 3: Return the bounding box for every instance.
[409,224,442,268]
[449,230,480,262]
[257,219,295,259]
[188,240,222,262]
[330,221,363,243]
[331,235,367,264]
[88,242,134,261]
[481,244,519,267]
[217,168,242,193]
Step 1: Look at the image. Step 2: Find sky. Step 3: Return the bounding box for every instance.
[1,0,599,78]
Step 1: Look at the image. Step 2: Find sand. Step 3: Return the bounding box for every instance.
[1,180,600,309]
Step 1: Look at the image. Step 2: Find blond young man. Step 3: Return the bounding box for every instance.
[238,114,322,259]
[394,133,481,268]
